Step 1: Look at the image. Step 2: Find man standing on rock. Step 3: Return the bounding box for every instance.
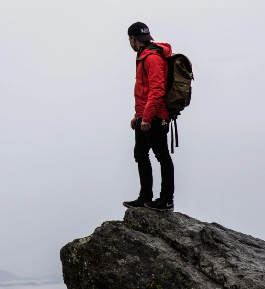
[123,22,174,211]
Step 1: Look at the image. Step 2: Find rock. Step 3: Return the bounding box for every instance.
[60,208,265,289]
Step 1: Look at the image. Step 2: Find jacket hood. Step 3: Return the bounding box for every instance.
[138,42,172,60]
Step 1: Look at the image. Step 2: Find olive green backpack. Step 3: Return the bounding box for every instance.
[164,53,194,152]
[143,52,194,152]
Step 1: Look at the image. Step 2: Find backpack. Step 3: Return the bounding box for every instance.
[164,53,194,152]
[143,52,194,153]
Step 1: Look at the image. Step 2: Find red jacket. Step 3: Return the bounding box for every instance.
[134,42,172,123]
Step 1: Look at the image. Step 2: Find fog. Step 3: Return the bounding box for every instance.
[0,0,264,278]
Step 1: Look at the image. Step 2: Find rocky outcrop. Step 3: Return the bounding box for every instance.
[60,208,265,289]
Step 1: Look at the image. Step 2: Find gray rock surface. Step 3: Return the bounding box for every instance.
[60,208,265,289]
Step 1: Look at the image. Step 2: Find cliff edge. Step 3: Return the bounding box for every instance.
[60,208,265,289]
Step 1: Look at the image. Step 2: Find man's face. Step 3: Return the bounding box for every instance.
[129,36,137,52]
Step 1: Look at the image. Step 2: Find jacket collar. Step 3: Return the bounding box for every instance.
[136,43,163,60]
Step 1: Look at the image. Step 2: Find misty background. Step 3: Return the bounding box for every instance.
[0,0,264,284]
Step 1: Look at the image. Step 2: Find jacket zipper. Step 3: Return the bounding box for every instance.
[142,73,144,95]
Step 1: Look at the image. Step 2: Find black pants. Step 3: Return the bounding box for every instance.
[134,118,174,201]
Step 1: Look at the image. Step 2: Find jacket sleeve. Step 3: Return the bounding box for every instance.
[142,54,166,123]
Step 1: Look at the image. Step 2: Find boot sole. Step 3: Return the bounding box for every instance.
[123,202,145,209]
[144,204,174,212]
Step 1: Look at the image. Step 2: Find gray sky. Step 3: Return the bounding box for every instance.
[0,0,264,278]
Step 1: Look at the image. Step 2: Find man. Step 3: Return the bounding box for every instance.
[123,22,174,211]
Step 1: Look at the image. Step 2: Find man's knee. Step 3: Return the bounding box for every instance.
[155,152,172,164]
[134,149,150,164]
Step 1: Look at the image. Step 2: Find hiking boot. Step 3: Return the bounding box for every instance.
[144,198,174,211]
[123,198,151,209]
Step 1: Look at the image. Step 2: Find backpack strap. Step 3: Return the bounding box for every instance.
[171,121,174,153]
[170,120,179,153]
[174,118,179,147]
[170,112,181,153]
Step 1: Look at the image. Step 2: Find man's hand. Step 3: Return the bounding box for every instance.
[131,117,137,130]
[141,121,151,132]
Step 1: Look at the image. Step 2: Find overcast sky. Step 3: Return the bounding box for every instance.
[0,0,264,279]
